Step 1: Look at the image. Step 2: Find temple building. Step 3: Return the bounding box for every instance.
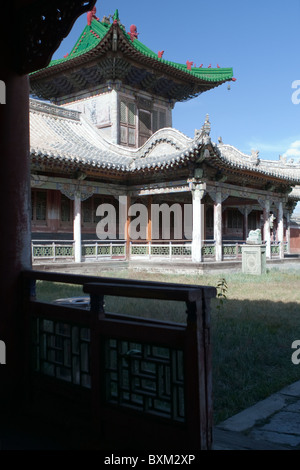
[29,8,300,265]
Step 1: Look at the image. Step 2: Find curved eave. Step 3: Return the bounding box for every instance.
[30,21,233,92]
[30,140,300,185]
[209,145,300,185]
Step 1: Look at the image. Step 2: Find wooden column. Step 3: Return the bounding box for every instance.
[73,191,82,263]
[214,192,223,262]
[286,211,291,254]
[0,68,31,413]
[263,199,271,259]
[110,88,119,144]
[277,201,284,259]
[192,189,204,263]
[243,207,249,241]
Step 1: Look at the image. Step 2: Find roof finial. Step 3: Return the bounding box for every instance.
[128,24,139,41]
[203,114,211,135]
[113,9,119,22]
[87,6,99,26]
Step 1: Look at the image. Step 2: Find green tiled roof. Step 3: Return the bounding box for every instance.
[33,10,233,83]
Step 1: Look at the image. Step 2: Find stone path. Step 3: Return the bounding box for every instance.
[214,380,300,450]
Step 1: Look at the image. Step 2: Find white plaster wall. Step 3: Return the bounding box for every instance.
[63,91,118,143]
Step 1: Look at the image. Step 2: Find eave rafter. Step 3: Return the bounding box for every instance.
[30,21,232,101]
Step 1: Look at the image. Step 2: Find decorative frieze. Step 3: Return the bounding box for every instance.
[30,99,81,121]
[57,184,94,201]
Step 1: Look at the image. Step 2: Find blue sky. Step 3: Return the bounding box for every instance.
[53,0,300,165]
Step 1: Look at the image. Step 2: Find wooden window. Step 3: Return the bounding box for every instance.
[120,100,136,146]
[60,194,72,223]
[206,206,214,229]
[82,196,117,225]
[138,110,152,146]
[31,190,47,223]
[248,211,258,230]
[227,209,243,229]
[82,198,93,224]
[153,109,166,133]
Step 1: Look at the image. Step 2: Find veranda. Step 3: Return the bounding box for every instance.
[31,187,291,264]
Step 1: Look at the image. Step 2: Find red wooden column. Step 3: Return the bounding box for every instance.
[147,195,152,242]
[0,66,31,413]
[0,0,96,419]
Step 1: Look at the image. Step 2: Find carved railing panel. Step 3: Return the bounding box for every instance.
[22,270,216,450]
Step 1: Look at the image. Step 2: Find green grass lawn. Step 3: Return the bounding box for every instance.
[35,267,300,425]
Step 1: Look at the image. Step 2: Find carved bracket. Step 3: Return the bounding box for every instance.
[208,188,229,204]
[57,183,94,201]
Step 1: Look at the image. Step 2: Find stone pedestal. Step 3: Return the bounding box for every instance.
[242,245,266,275]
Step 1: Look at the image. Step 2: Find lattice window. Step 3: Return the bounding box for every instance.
[61,194,72,223]
[128,102,135,125]
[139,110,151,134]
[93,196,105,223]
[104,339,185,422]
[139,110,152,146]
[83,196,116,226]
[120,101,127,124]
[206,206,214,229]
[83,198,92,223]
[32,318,91,388]
[227,209,243,229]
[248,211,258,231]
[120,100,136,147]
[31,190,47,223]
[153,109,166,132]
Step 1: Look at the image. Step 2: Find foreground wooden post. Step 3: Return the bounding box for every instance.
[185,290,213,449]
[0,67,31,415]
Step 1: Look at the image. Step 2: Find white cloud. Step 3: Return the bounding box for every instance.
[291,140,300,148]
[282,140,300,160]
[247,141,284,153]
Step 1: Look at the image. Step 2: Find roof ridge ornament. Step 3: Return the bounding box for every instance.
[128,24,139,41]
[194,114,211,142]
[203,114,211,136]
[250,149,260,166]
[87,6,99,26]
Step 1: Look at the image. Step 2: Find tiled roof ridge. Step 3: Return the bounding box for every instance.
[214,141,300,182]
[30,16,234,85]
[30,98,81,121]
[29,98,300,184]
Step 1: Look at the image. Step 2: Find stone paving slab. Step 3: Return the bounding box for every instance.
[216,393,295,433]
[249,429,300,447]
[215,380,300,449]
